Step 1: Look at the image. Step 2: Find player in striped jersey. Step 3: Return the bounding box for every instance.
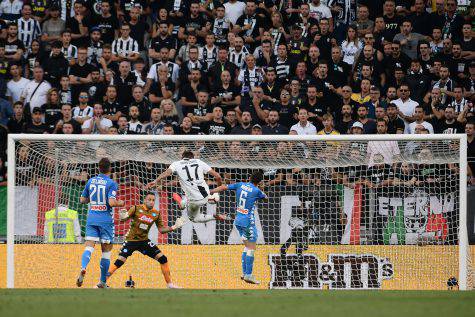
[146,151,227,224]
[17,4,41,49]
[111,23,139,62]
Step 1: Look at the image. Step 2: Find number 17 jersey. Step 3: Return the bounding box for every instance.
[81,173,118,225]
[169,159,212,201]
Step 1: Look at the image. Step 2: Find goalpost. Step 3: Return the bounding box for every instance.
[6,134,473,289]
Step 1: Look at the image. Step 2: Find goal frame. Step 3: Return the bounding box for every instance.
[6,133,469,289]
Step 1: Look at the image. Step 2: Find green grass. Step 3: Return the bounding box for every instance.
[0,290,474,317]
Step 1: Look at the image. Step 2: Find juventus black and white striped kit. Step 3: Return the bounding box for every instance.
[212,18,230,45]
[201,46,217,70]
[112,37,139,57]
[273,58,291,80]
[61,45,78,62]
[17,18,41,48]
[449,98,468,113]
[229,47,249,69]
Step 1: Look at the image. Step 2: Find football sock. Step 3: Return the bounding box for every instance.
[160,262,172,284]
[242,248,248,275]
[81,246,94,270]
[245,249,255,276]
[108,259,124,277]
[100,252,111,283]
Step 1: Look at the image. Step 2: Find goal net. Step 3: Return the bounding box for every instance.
[6,134,473,290]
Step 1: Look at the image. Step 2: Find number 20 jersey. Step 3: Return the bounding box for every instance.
[81,174,118,225]
[169,159,212,201]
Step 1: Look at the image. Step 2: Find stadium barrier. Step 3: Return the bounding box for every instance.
[1,244,475,289]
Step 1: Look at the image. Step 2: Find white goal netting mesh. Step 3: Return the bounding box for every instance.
[10,137,474,289]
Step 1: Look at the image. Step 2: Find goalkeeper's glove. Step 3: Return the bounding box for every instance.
[119,208,129,221]
[171,216,186,230]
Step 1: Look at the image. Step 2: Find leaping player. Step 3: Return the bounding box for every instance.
[146,150,228,223]
[77,158,125,288]
[211,171,267,284]
[107,192,185,289]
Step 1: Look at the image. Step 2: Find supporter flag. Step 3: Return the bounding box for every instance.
[383,206,405,245]
[341,184,362,245]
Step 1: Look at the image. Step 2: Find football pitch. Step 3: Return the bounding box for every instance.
[0,289,474,317]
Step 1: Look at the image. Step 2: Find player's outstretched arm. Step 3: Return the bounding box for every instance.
[118,206,135,221]
[145,168,173,189]
[208,169,223,186]
[158,216,186,234]
[210,184,228,194]
[109,198,125,207]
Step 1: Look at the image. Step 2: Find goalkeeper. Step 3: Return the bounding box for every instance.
[107,192,185,289]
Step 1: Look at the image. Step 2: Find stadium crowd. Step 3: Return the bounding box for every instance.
[0,0,474,185]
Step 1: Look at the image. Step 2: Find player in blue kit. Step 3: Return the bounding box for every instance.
[76,158,125,288]
[211,171,267,284]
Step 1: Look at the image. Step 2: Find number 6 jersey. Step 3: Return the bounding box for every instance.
[169,158,212,201]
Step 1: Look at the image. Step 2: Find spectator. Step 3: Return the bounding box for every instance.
[211,70,240,114]
[72,90,93,124]
[41,88,62,132]
[367,118,400,166]
[93,1,119,45]
[6,101,24,133]
[230,110,252,134]
[178,116,200,135]
[41,5,65,47]
[335,104,354,134]
[20,66,51,115]
[262,110,289,135]
[42,40,69,88]
[130,85,153,123]
[112,60,137,106]
[160,99,180,129]
[23,106,47,133]
[393,20,425,60]
[127,105,144,134]
[81,103,113,134]
[317,113,339,135]
[356,104,376,134]
[406,105,434,134]
[68,46,95,102]
[435,105,465,134]
[17,4,41,49]
[148,64,174,106]
[144,107,165,135]
[53,103,81,134]
[290,108,317,135]
[386,103,405,134]
[393,83,418,129]
[102,85,123,122]
[179,69,208,116]
[111,22,139,62]
[406,59,431,105]
[198,106,230,135]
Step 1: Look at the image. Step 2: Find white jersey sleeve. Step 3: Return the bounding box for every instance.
[171,159,212,201]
